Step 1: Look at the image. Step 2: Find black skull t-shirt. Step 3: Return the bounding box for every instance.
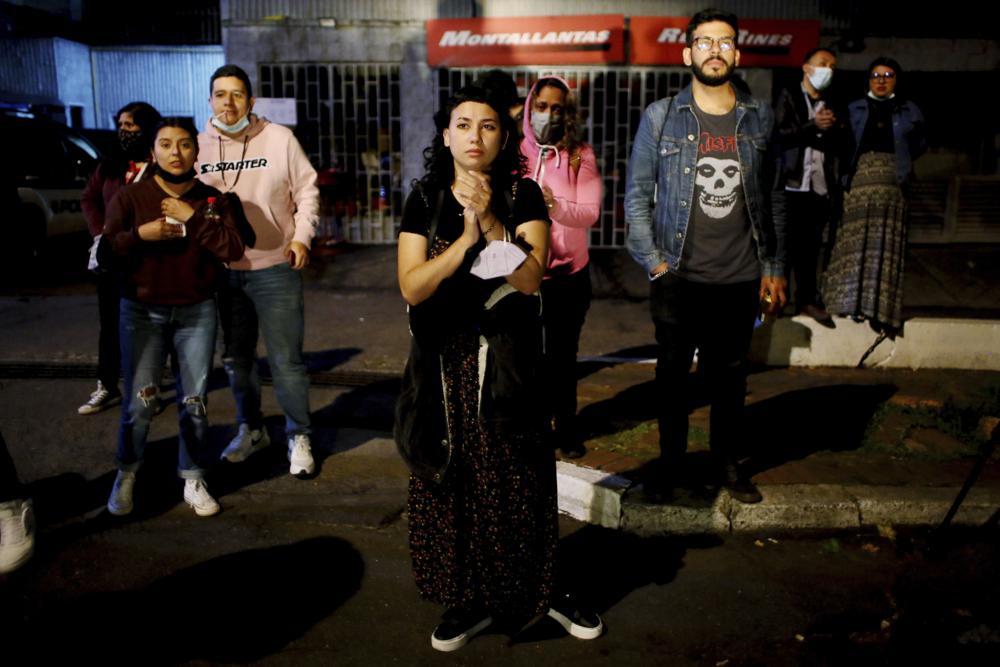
[675,104,760,283]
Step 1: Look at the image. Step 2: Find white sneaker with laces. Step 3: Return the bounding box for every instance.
[220,424,271,463]
[78,380,122,415]
[107,470,136,516]
[288,434,315,477]
[184,479,221,517]
[0,498,35,574]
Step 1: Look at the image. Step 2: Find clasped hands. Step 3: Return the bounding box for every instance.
[137,198,196,241]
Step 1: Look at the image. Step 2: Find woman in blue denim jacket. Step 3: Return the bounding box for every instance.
[823,57,926,336]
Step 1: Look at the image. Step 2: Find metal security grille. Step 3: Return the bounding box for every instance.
[437,67,690,248]
[259,62,403,244]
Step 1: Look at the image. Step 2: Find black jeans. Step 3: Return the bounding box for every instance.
[97,271,121,392]
[650,274,759,479]
[0,431,24,503]
[541,268,592,439]
[785,190,832,309]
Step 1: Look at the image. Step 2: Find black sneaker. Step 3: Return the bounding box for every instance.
[547,594,603,640]
[431,607,492,652]
[723,465,763,504]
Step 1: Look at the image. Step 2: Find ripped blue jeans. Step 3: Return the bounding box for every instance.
[116,298,216,479]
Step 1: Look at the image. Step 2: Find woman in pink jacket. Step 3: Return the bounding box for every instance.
[521,77,602,459]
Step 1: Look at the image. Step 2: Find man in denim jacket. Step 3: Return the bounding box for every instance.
[625,8,786,505]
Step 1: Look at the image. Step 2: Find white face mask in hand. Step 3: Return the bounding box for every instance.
[808,66,833,91]
[470,240,528,280]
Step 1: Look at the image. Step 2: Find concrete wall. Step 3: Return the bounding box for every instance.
[0,38,58,101]
[91,46,225,130]
[53,38,94,127]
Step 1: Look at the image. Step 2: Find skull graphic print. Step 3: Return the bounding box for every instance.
[696,157,741,218]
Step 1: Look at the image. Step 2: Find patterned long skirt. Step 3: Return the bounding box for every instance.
[407,330,557,621]
[823,152,907,331]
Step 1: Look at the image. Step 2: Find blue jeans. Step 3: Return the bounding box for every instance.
[218,264,311,436]
[116,298,217,479]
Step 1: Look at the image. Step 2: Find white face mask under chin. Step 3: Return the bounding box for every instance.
[212,113,250,134]
[808,66,833,91]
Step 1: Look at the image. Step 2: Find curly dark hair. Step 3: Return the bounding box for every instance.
[419,85,527,195]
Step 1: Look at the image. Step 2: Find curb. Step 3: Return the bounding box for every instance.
[556,464,1000,534]
[0,359,400,387]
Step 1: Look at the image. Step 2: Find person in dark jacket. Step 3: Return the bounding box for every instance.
[823,57,927,336]
[79,101,162,415]
[774,47,844,326]
[102,117,245,518]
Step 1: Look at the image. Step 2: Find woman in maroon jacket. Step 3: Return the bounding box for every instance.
[80,101,162,415]
[102,117,245,518]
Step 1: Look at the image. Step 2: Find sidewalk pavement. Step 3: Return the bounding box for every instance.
[1,245,998,535]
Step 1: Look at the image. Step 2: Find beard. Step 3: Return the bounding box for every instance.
[691,58,734,87]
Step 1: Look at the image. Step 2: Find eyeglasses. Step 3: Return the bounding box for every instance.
[691,36,736,52]
[870,71,896,81]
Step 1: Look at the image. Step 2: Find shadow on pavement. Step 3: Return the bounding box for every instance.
[25,376,400,546]
[311,377,398,434]
[739,383,897,475]
[23,536,364,663]
[257,347,362,379]
[515,525,721,643]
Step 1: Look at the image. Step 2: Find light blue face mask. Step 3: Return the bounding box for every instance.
[211,113,250,134]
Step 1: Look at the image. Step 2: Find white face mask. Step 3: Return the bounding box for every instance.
[530,110,563,144]
[807,66,833,91]
[211,112,250,134]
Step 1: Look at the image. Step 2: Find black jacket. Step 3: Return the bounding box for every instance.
[774,84,845,192]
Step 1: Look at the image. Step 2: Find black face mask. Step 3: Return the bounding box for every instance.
[119,130,145,159]
[155,164,196,184]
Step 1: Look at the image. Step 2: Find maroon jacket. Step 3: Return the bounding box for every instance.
[81,162,151,238]
[103,178,245,306]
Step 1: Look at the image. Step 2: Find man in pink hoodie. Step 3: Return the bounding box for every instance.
[197,65,320,478]
[521,76,602,459]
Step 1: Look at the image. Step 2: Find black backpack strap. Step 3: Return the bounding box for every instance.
[415,183,446,257]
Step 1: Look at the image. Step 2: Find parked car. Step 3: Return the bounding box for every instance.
[3,111,103,255]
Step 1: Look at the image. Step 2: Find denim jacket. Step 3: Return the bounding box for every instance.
[625,85,786,278]
[846,97,926,189]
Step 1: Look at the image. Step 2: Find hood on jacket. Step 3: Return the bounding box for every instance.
[521,75,574,183]
[521,75,573,156]
[201,112,270,143]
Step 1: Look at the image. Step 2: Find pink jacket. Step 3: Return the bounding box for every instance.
[197,114,319,271]
[521,77,601,277]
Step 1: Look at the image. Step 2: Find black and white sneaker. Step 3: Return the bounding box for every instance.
[430,607,492,652]
[547,594,604,640]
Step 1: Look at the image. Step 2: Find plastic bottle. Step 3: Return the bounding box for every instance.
[204,197,221,225]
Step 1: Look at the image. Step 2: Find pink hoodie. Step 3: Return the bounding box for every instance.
[521,77,602,277]
[197,114,319,271]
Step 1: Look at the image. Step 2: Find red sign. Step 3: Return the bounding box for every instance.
[426,16,625,67]
[630,17,820,67]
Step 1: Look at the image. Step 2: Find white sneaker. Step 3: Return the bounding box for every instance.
[0,498,35,574]
[78,380,122,415]
[288,434,315,478]
[220,424,271,463]
[107,470,136,516]
[184,479,221,517]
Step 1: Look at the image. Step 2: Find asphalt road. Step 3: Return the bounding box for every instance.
[2,378,998,666]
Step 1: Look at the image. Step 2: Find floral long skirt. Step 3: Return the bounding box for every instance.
[823,151,907,331]
[407,331,557,621]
